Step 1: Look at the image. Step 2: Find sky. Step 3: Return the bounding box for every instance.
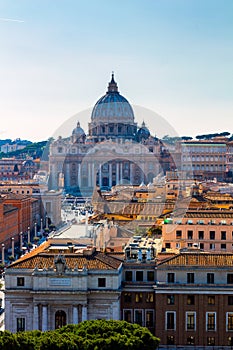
[0,0,232,142]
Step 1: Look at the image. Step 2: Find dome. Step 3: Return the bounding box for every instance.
[91,73,134,124]
[136,121,150,141]
[72,121,85,137]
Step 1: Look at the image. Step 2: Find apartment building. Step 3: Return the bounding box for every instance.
[162,209,233,252]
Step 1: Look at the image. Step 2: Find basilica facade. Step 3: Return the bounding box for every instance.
[49,74,165,196]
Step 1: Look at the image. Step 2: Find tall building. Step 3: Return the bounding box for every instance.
[49,74,163,196]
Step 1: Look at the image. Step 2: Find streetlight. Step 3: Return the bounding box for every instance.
[34,222,37,237]
[19,232,23,251]
[11,237,15,258]
[1,244,5,264]
[28,226,30,245]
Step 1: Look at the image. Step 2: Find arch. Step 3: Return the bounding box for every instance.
[55,310,67,329]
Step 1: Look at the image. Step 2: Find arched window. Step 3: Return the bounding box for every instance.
[55,310,66,329]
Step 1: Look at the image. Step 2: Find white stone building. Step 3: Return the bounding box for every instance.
[4,239,122,332]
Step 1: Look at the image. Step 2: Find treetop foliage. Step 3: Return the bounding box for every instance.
[0,320,160,350]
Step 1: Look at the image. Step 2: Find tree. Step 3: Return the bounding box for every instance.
[0,320,160,350]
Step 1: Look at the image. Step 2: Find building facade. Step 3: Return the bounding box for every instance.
[49,74,165,196]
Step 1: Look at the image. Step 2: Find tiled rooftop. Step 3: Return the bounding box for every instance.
[159,252,233,267]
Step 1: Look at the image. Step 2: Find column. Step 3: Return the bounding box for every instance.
[88,163,91,187]
[109,163,112,188]
[42,305,48,332]
[78,163,81,187]
[130,163,133,184]
[120,163,123,184]
[112,301,120,320]
[33,305,39,330]
[92,163,95,187]
[99,165,102,187]
[116,163,118,184]
[65,163,70,187]
[81,305,87,321]
[73,306,78,324]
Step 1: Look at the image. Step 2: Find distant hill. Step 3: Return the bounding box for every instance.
[0,140,50,160]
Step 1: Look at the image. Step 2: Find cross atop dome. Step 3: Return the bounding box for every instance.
[107,72,119,93]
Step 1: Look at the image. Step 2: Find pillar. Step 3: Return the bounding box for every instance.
[130,163,133,184]
[120,163,123,184]
[78,163,81,188]
[81,305,87,321]
[88,163,91,187]
[33,305,39,330]
[99,165,102,187]
[109,163,112,188]
[116,163,119,184]
[73,306,78,324]
[42,305,48,332]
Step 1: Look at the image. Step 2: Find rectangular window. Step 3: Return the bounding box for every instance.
[176,230,182,238]
[17,318,25,332]
[227,313,233,331]
[221,231,226,240]
[221,243,226,250]
[198,231,204,240]
[125,271,132,281]
[17,277,24,287]
[228,274,233,284]
[145,310,154,327]
[187,230,193,239]
[187,273,194,284]
[186,312,196,331]
[206,312,216,331]
[167,295,175,305]
[123,309,132,323]
[146,293,154,303]
[187,295,195,305]
[124,293,132,303]
[167,273,175,283]
[208,296,215,305]
[98,278,106,287]
[147,271,154,282]
[210,231,215,240]
[135,293,143,303]
[136,271,143,282]
[166,311,176,330]
[210,243,215,250]
[207,273,215,284]
[229,296,233,305]
[135,310,143,326]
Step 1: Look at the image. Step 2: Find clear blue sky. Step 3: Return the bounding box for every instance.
[0,0,232,141]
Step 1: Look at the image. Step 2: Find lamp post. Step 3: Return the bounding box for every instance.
[34,222,37,237]
[28,226,30,245]
[19,232,23,251]
[40,218,43,233]
[1,244,5,264]
[11,237,15,258]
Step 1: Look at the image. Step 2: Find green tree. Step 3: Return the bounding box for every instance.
[0,320,160,350]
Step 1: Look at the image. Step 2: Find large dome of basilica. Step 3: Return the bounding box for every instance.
[91,73,135,124]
